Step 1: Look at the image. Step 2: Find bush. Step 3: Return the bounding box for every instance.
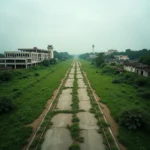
[0,71,13,81]
[112,79,121,84]
[119,108,145,130]
[110,63,116,66]
[69,144,80,150]
[41,60,50,67]
[140,91,150,99]
[34,73,40,76]
[136,78,147,86]
[0,97,14,113]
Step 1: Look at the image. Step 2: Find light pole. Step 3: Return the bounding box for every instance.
[92,44,95,53]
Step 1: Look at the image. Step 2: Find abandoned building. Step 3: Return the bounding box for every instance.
[124,62,150,77]
[0,45,54,69]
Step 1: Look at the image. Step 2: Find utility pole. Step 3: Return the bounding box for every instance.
[92,44,95,53]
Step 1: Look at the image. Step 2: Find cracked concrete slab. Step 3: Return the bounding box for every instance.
[41,128,73,150]
[78,88,90,101]
[80,130,106,150]
[78,79,86,88]
[79,101,91,111]
[77,74,83,79]
[51,114,72,127]
[62,88,72,94]
[56,94,72,110]
[64,79,74,87]
[68,74,74,78]
[77,112,99,129]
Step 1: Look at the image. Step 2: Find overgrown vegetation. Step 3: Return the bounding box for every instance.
[119,108,145,130]
[80,63,118,150]
[80,59,150,150]
[0,96,14,113]
[0,60,72,150]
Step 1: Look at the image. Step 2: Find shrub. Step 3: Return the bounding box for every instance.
[72,116,80,122]
[0,71,13,81]
[69,123,80,139]
[140,91,150,99]
[110,63,116,66]
[34,73,40,76]
[119,108,145,130]
[41,60,50,67]
[112,79,121,84]
[136,78,147,86]
[97,120,110,128]
[0,97,14,113]
[69,144,80,150]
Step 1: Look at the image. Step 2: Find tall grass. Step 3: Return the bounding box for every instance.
[80,60,150,150]
[0,60,72,150]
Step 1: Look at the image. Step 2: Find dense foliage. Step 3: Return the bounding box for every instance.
[140,56,150,65]
[95,53,104,66]
[54,51,73,60]
[119,108,145,130]
[0,71,13,81]
[0,97,14,113]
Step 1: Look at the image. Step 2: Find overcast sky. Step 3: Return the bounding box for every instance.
[0,0,150,54]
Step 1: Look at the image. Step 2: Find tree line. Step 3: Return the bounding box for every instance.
[79,49,150,65]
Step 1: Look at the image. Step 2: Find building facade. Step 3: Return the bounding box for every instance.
[124,62,150,77]
[0,45,54,69]
[114,55,129,61]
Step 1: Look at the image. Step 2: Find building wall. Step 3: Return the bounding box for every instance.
[124,65,135,72]
[135,68,149,77]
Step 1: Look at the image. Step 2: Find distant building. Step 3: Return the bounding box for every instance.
[0,45,54,69]
[124,62,150,77]
[114,55,129,61]
[104,49,118,55]
[123,62,138,72]
[89,54,97,59]
[135,64,150,77]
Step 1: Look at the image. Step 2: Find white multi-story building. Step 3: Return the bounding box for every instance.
[114,55,129,61]
[0,45,54,69]
[104,49,118,55]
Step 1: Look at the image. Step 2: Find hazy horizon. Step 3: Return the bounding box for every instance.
[0,0,150,54]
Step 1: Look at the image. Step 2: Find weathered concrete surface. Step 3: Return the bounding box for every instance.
[64,79,74,87]
[77,71,81,74]
[78,88,90,101]
[62,88,72,94]
[51,114,72,127]
[77,112,99,129]
[77,74,83,79]
[70,70,75,74]
[79,101,91,111]
[78,79,86,88]
[56,94,72,110]
[68,74,74,79]
[80,130,105,150]
[41,128,73,150]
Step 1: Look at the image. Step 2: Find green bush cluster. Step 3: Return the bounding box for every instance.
[119,108,145,130]
[0,71,13,81]
[0,96,14,114]
[69,144,80,150]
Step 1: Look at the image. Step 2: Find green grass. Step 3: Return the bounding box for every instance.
[0,60,72,150]
[80,59,150,150]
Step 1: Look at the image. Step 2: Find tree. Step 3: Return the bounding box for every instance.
[95,53,104,67]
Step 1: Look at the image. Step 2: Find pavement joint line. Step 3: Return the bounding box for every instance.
[82,68,121,150]
[26,67,71,150]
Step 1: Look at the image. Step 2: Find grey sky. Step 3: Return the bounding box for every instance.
[0,0,150,54]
